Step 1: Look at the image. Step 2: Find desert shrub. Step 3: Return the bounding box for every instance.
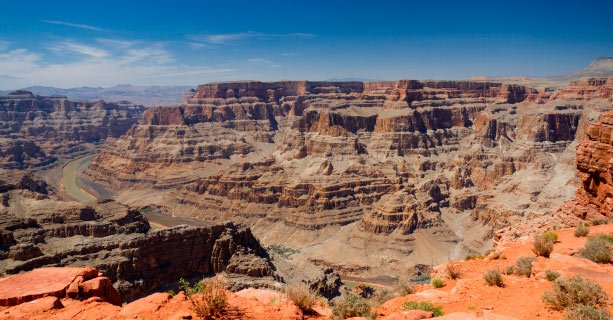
[515,257,536,277]
[574,224,589,237]
[168,289,177,297]
[445,262,462,280]
[565,304,611,320]
[431,277,444,288]
[285,284,320,314]
[543,230,559,242]
[483,269,504,287]
[542,276,608,310]
[591,233,613,243]
[402,301,444,317]
[331,293,372,319]
[532,234,554,257]
[180,277,229,320]
[372,288,397,305]
[545,270,561,282]
[503,266,516,275]
[394,279,416,295]
[465,253,484,260]
[591,219,610,226]
[592,218,612,226]
[580,237,611,263]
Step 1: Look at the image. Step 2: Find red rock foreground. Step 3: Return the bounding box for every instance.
[1,224,610,319]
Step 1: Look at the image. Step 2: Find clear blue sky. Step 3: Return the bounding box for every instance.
[0,0,611,88]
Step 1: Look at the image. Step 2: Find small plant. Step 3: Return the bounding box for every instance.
[545,270,561,282]
[515,257,536,277]
[591,219,610,226]
[483,269,504,287]
[402,301,444,317]
[503,265,516,275]
[445,262,462,280]
[431,277,445,288]
[394,279,416,295]
[285,284,320,314]
[180,277,229,320]
[542,230,559,242]
[580,237,611,263]
[532,234,554,257]
[167,289,177,297]
[574,224,589,237]
[565,304,611,320]
[542,276,608,310]
[465,253,484,260]
[372,288,396,305]
[331,293,372,320]
[591,233,613,243]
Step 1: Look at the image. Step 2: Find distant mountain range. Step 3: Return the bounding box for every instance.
[2,58,611,106]
[0,84,193,107]
[552,57,613,80]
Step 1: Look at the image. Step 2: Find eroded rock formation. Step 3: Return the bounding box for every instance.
[84,78,612,277]
[0,91,144,159]
[576,110,613,216]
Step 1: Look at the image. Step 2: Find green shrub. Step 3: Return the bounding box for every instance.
[542,276,608,310]
[543,230,559,242]
[532,234,554,257]
[180,277,229,320]
[331,293,372,320]
[565,304,610,320]
[285,284,320,314]
[515,257,536,277]
[431,277,445,288]
[574,224,589,237]
[591,233,613,243]
[483,269,504,287]
[580,237,611,263]
[465,253,484,260]
[545,270,561,282]
[402,301,444,317]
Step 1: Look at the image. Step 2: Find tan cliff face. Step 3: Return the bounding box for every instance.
[83,79,612,278]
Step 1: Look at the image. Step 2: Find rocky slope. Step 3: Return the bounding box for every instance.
[0,180,280,301]
[0,90,144,163]
[83,78,612,279]
[2,223,610,320]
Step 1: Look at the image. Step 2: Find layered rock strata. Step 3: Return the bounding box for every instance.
[0,184,279,301]
[0,90,144,159]
[84,79,612,277]
[576,110,613,216]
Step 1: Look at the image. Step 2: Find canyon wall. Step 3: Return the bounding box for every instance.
[0,90,144,162]
[84,78,612,278]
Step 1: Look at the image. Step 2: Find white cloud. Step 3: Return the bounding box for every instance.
[47,41,110,58]
[0,40,237,88]
[248,58,280,68]
[42,20,110,32]
[189,31,315,45]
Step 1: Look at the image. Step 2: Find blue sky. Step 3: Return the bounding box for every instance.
[0,0,611,88]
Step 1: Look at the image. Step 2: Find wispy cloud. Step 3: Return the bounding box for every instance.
[42,20,110,32]
[189,31,315,45]
[248,58,281,68]
[47,41,110,58]
[0,40,10,51]
[0,40,237,88]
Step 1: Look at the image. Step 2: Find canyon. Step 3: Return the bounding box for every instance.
[81,77,612,280]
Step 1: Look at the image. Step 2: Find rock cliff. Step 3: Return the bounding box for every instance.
[0,184,279,301]
[84,79,612,278]
[576,110,613,216]
[0,91,144,160]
